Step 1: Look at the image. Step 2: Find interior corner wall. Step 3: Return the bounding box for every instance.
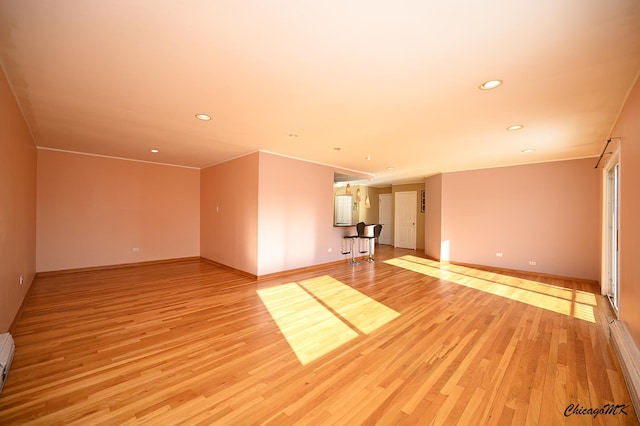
[362,186,380,225]
[36,149,200,272]
[0,66,37,332]
[611,75,640,347]
[200,153,259,276]
[256,152,346,276]
[424,174,442,260]
[352,184,379,225]
[440,158,600,280]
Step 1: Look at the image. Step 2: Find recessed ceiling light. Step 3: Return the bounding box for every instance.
[195,114,211,121]
[479,80,503,90]
[507,124,524,131]
[522,149,536,153]
[387,166,394,170]
[150,149,159,153]
[333,147,341,151]
[288,134,299,138]
[365,156,372,160]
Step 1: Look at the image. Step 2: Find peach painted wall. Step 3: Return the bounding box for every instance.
[610,76,640,347]
[36,149,200,272]
[200,153,259,276]
[424,174,442,260]
[440,158,600,280]
[0,66,37,332]
[256,152,348,276]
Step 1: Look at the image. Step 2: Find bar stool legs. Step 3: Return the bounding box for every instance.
[349,238,359,265]
[365,224,383,263]
[342,236,359,265]
[365,237,375,262]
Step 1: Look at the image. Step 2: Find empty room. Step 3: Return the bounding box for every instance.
[1,1,640,424]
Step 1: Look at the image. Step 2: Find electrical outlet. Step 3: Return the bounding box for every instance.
[19,275,23,285]
[327,248,333,253]
[132,247,140,252]
[496,252,503,257]
[529,260,537,266]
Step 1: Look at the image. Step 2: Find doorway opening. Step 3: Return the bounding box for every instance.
[378,193,392,245]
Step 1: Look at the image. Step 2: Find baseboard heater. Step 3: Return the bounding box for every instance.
[609,320,640,422]
[0,333,15,396]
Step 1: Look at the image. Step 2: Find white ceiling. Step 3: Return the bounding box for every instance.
[1,1,639,185]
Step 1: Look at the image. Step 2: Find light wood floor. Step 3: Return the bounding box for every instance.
[1,247,636,425]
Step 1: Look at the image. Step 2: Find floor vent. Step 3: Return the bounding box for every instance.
[609,320,640,422]
[0,333,15,396]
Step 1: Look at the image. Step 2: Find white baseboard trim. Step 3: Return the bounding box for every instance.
[609,319,640,422]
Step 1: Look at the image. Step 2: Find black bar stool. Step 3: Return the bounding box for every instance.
[342,223,362,265]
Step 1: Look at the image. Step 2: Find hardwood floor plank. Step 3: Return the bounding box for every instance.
[0,248,636,424]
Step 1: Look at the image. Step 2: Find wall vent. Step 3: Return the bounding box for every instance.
[609,320,640,422]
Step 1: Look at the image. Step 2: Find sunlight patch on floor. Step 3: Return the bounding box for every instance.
[257,283,358,365]
[257,277,400,365]
[299,275,400,335]
[385,256,596,323]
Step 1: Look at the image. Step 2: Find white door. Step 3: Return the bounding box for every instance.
[335,195,352,225]
[378,193,392,245]
[394,191,417,249]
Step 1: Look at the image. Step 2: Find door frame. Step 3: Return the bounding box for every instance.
[602,149,620,315]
